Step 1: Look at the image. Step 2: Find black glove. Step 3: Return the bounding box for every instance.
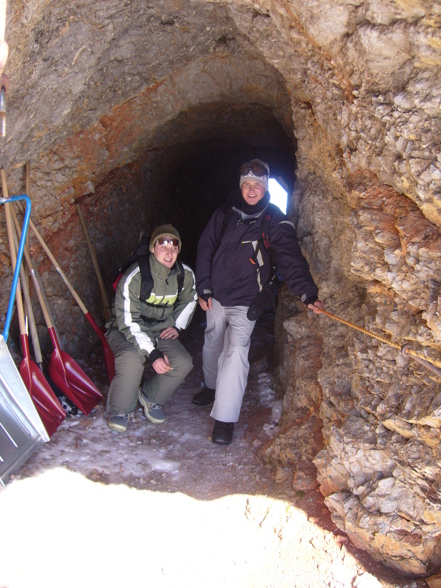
[149,349,165,363]
[301,294,318,306]
[199,291,212,303]
[247,281,278,321]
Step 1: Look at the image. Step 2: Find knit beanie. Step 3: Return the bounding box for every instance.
[149,224,182,252]
[239,159,270,191]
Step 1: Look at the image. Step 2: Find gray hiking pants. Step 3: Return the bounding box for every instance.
[106,328,193,415]
[202,299,256,423]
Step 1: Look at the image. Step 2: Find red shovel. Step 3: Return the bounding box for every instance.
[9,201,103,416]
[15,188,115,383]
[2,181,66,437]
[46,319,103,415]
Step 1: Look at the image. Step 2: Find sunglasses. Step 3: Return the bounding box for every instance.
[156,237,180,248]
[240,161,269,178]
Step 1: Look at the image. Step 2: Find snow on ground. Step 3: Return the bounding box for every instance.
[0,309,427,588]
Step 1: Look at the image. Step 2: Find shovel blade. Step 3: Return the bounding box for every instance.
[48,347,103,415]
[19,357,66,438]
[83,312,115,383]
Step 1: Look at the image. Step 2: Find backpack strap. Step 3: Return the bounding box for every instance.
[259,209,277,279]
[138,253,154,302]
[113,234,185,302]
[247,206,280,320]
[176,261,185,295]
[220,205,233,239]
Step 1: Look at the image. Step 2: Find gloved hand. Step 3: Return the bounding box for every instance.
[199,291,212,303]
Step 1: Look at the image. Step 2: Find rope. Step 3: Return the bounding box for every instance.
[318,309,441,371]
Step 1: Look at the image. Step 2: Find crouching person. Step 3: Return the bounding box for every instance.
[106,224,198,433]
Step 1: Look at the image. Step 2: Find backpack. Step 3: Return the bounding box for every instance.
[221,204,279,321]
[112,235,185,303]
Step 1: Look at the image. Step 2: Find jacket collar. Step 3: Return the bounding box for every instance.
[149,253,180,278]
[232,205,270,222]
[229,189,271,221]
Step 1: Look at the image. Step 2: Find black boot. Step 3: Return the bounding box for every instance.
[212,420,234,445]
[192,386,215,406]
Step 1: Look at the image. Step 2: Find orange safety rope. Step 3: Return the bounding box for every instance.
[318,309,441,371]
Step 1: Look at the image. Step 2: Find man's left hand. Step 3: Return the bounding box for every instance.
[308,300,325,314]
[159,326,179,339]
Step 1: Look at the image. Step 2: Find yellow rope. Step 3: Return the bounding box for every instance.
[319,309,441,370]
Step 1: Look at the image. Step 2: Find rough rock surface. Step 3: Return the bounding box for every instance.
[0,0,440,577]
[0,309,429,588]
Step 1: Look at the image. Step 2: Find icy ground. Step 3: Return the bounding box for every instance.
[0,308,428,588]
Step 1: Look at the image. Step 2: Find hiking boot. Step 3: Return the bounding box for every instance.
[138,390,166,424]
[212,420,234,445]
[108,413,129,433]
[192,386,215,406]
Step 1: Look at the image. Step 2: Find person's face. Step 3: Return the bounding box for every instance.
[241,180,266,206]
[153,238,179,268]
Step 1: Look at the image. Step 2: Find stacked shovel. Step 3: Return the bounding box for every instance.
[0,165,113,451]
[0,192,49,485]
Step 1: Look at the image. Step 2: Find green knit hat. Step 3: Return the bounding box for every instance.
[149,224,182,252]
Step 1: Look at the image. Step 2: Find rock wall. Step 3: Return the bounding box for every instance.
[232,0,441,576]
[0,0,440,577]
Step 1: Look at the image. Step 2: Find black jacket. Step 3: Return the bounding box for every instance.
[196,192,318,307]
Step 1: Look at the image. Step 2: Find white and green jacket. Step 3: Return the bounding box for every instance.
[108,254,198,362]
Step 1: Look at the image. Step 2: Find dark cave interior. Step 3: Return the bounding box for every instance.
[11,101,298,358]
[87,102,297,281]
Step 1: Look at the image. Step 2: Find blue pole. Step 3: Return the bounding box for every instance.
[1,194,31,342]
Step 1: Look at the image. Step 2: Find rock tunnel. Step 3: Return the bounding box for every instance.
[0,0,440,578]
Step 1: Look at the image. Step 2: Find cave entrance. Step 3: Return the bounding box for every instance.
[269,178,288,214]
[91,102,298,286]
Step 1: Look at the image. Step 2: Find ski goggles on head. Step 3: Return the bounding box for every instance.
[240,161,269,178]
[156,237,180,247]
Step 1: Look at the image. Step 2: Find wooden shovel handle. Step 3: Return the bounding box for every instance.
[15,199,89,315]
[2,167,52,333]
[10,204,54,330]
[76,202,111,322]
[1,169,26,336]
[22,162,61,341]
[10,222,43,366]
[20,163,31,299]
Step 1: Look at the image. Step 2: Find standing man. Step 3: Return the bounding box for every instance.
[106,224,198,432]
[194,159,324,445]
